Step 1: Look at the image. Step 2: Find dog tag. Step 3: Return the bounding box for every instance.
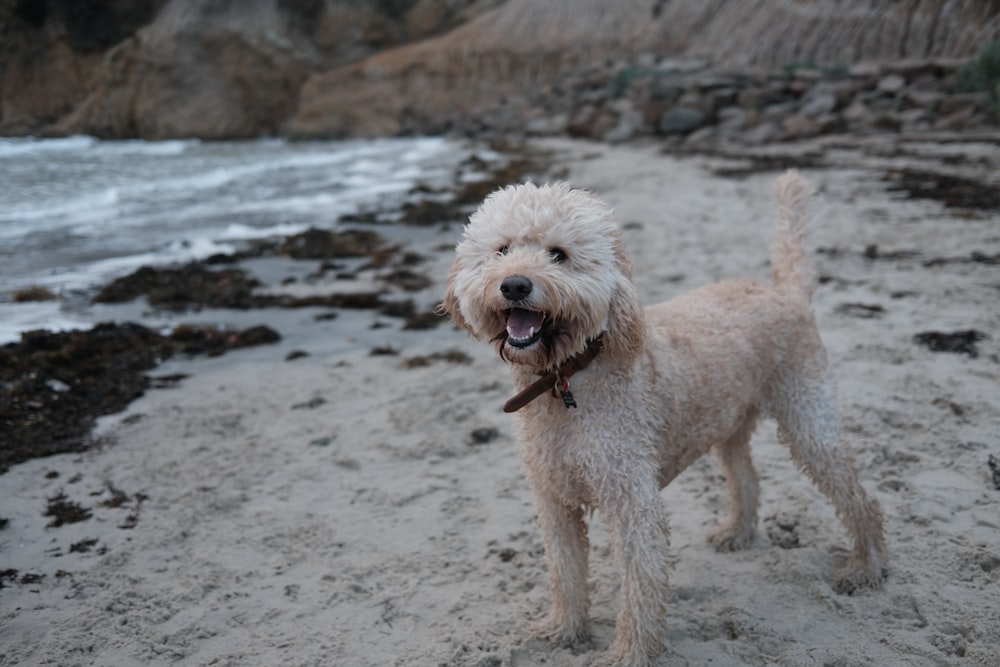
[554,376,577,409]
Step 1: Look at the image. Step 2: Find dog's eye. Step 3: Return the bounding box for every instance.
[549,247,568,263]
[498,245,510,256]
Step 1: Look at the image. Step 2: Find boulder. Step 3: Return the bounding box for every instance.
[878,74,907,93]
[657,106,706,135]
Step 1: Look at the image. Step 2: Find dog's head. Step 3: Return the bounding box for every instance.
[442,182,644,371]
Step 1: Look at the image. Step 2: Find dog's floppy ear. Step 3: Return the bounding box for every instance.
[438,257,472,333]
[603,237,645,363]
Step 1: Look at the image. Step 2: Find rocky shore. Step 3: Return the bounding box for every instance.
[452,55,1000,146]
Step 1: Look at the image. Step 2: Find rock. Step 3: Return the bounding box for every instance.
[872,112,903,132]
[738,81,793,110]
[604,117,639,143]
[658,106,706,135]
[800,92,837,118]
[567,106,617,140]
[602,99,642,142]
[565,105,598,138]
[703,87,740,114]
[716,106,748,130]
[842,100,871,123]
[812,112,843,135]
[649,77,686,103]
[525,114,568,136]
[684,125,719,147]
[857,87,901,113]
[904,89,944,110]
[933,105,978,131]
[761,100,800,122]
[849,62,883,78]
[897,107,932,131]
[787,68,823,86]
[744,121,780,145]
[877,74,907,93]
[638,97,669,127]
[939,92,987,115]
[777,113,821,140]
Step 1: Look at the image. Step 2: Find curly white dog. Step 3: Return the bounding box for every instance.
[442,171,887,666]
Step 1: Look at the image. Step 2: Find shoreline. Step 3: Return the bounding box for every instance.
[2,136,999,666]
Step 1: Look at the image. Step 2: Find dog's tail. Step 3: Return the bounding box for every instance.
[770,169,815,299]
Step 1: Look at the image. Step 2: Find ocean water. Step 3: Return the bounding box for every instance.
[0,135,479,343]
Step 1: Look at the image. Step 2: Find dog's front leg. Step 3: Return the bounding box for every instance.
[596,483,671,667]
[530,490,591,645]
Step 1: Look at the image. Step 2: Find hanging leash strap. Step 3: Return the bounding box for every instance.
[502,336,603,413]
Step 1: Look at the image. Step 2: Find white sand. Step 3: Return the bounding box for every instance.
[3,138,999,666]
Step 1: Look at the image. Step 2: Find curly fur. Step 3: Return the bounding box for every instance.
[443,171,888,666]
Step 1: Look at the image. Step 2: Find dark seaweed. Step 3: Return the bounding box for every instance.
[913,330,987,358]
[1,322,280,472]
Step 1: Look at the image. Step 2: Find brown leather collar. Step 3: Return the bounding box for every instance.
[503,335,604,413]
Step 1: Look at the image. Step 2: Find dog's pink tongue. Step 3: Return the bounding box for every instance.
[507,308,544,339]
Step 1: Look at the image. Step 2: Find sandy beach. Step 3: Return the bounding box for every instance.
[2,137,999,666]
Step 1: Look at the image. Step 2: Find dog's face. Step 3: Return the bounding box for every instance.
[443,182,644,371]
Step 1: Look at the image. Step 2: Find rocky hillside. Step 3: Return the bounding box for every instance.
[0,0,496,138]
[2,0,998,141]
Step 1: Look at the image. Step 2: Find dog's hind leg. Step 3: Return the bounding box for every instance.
[707,410,761,551]
[772,363,888,592]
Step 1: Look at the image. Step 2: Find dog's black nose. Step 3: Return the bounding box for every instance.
[500,275,533,302]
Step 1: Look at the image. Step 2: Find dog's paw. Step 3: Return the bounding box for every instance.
[587,652,620,667]
[707,524,756,552]
[833,558,889,594]
[531,615,590,647]
[587,646,659,667]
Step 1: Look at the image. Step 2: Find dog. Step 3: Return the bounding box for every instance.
[441,171,887,666]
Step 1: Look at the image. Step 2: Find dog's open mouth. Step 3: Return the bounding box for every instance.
[505,308,547,348]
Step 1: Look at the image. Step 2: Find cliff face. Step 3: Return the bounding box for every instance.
[288,0,659,138]
[0,0,166,135]
[58,0,494,139]
[2,0,998,139]
[288,0,1000,138]
[1,0,492,138]
[60,0,327,139]
[654,0,1000,66]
